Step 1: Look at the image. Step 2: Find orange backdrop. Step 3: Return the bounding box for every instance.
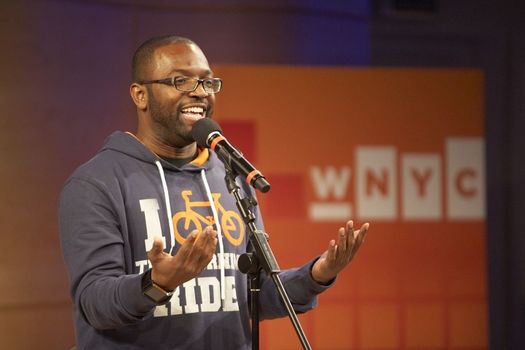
[0,66,485,349]
[213,66,486,349]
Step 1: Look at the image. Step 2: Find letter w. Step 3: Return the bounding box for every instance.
[310,166,351,200]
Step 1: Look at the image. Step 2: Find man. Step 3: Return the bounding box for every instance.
[59,35,369,349]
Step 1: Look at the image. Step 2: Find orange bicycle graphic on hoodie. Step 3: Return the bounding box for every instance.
[173,190,245,247]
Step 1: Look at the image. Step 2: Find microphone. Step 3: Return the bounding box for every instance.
[192,118,270,193]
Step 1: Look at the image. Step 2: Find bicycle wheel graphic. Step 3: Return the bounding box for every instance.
[173,212,202,245]
[221,211,244,246]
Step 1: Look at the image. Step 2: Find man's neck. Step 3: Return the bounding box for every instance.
[135,132,197,159]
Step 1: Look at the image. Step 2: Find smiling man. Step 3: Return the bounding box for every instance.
[59,35,369,349]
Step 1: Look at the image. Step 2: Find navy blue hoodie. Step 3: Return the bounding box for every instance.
[59,131,331,349]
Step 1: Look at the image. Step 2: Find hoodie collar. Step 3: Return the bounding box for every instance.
[100,131,213,171]
[191,148,209,166]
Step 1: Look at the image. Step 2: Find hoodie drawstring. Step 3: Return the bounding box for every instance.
[200,169,226,302]
[155,160,176,254]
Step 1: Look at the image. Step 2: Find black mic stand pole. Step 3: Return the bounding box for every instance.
[221,165,312,350]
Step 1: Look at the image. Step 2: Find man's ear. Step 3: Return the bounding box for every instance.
[130,83,148,110]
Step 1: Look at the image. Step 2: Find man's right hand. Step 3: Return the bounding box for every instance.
[147,226,218,291]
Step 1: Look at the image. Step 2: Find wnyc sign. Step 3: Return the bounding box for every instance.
[215,67,484,223]
[309,138,485,222]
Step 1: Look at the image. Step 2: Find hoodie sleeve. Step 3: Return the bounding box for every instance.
[59,176,158,330]
[257,257,335,320]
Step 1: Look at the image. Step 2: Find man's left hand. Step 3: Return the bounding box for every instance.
[311,220,369,284]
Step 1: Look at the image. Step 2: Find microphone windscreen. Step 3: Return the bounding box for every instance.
[192,118,222,147]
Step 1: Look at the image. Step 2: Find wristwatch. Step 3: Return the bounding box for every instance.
[141,269,173,304]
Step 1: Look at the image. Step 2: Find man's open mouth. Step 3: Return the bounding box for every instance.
[181,106,206,121]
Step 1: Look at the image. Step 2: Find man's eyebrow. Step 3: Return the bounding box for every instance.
[168,68,214,77]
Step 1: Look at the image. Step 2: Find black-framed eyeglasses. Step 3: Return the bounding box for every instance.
[138,76,222,94]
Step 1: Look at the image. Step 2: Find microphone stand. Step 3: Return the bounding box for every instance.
[221,164,312,350]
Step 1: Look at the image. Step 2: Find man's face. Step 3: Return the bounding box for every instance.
[145,42,216,147]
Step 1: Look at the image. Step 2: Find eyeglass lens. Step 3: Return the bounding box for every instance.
[175,77,221,93]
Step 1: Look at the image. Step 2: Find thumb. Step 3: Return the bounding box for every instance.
[147,238,165,261]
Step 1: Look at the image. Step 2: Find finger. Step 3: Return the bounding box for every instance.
[202,227,218,257]
[326,239,337,262]
[149,237,164,256]
[204,225,218,239]
[193,226,216,248]
[198,227,217,250]
[337,220,355,257]
[346,220,356,250]
[192,226,218,265]
[147,238,165,261]
[176,230,199,259]
[337,227,347,252]
[186,230,199,245]
[348,221,369,259]
[348,223,369,259]
[353,223,370,251]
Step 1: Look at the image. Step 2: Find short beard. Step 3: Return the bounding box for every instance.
[147,88,194,147]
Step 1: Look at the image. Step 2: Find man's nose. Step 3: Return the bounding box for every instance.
[189,81,208,97]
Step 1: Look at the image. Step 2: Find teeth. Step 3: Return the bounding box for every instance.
[182,107,204,114]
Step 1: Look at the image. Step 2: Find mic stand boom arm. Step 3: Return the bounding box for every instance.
[222,164,312,350]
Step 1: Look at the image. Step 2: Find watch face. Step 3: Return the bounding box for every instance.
[145,283,173,304]
[142,270,173,304]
